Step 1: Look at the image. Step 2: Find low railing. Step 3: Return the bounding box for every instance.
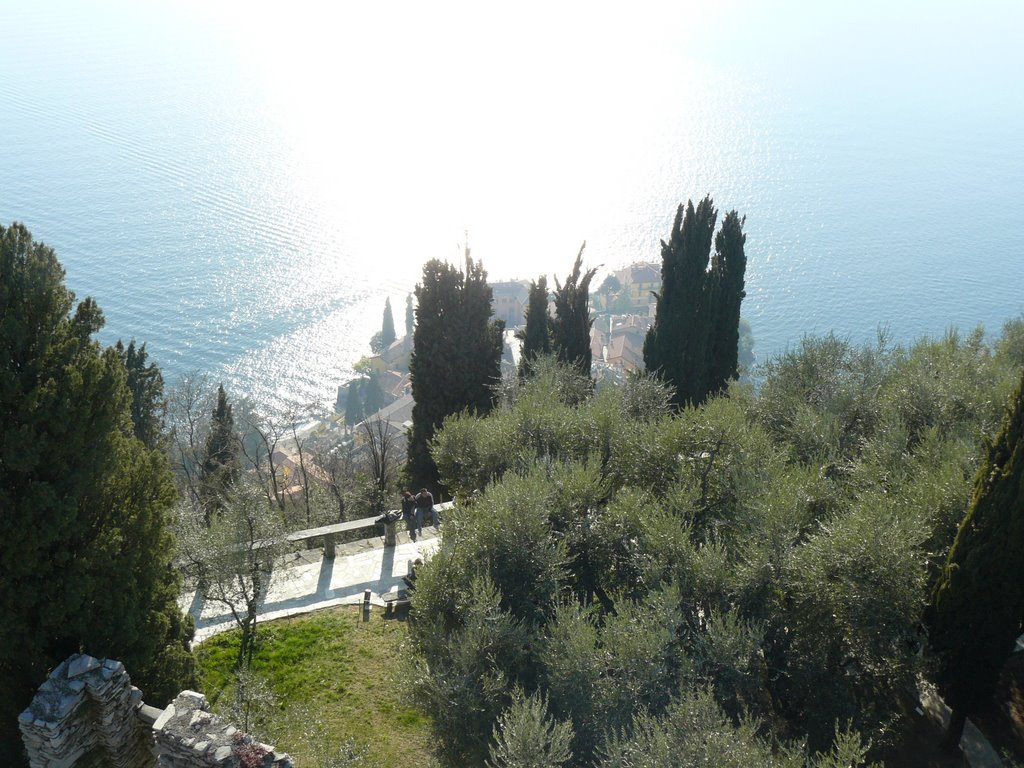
[242,501,454,561]
[287,501,453,557]
[285,515,383,558]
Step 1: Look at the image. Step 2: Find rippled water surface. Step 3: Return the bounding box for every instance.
[2,0,1022,412]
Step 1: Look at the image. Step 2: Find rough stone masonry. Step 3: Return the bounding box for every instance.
[18,653,293,768]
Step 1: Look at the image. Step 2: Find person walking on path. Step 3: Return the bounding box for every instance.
[401,490,415,537]
[415,488,434,534]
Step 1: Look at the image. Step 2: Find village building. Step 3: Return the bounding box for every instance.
[613,261,661,315]
[490,279,531,328]
[591,313,651,374]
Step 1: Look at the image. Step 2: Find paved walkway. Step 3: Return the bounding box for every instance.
[182,526,442,644]
[918,684,1003,768]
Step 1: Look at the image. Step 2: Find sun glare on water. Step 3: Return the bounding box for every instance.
[170,0,720,285]
[4,0,1021,413]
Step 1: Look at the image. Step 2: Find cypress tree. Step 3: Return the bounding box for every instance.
[405,292,415,337]
[345,378,363,429]
[551,244,597,377]
[706,211,748,391]
[381,297,397,348]
[643,196,746,408]
[407,252,504,491]
[362,372,387,416]
[201,383,238,505]
[516,275,552,378]
[926,367,1024,750]
[0,223,193,755]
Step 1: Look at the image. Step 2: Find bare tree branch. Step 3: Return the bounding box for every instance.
[360,415,401,514]
[166,371,214,507]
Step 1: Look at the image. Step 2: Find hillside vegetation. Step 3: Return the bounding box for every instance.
[409,324,1024,767]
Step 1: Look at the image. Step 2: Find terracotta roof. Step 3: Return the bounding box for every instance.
[627,262,661,283]
[613,262,660,284]
[606,334,644,370]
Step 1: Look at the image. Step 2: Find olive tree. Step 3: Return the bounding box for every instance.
[176,478,286,669]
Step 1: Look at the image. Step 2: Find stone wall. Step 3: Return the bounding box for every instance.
[18,654,153,768]
[19,654,293,768]
[153,691,292,768]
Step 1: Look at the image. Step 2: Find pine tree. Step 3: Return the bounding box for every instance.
[516,275,552,378]
[643,197,747,408]
[115,339,165,450]
[405,292,415,337]
[926,367,1024,750]
[201,383,238,505]
[551,244,597,377]
[407,252,505,491]
[381,297,397,349]
[0,223,194,755]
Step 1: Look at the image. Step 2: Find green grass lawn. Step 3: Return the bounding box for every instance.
[194,606,432,767]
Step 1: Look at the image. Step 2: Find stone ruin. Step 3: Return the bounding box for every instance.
[151,691,292,768]
[17,655,151,768]
[18,654,293,768]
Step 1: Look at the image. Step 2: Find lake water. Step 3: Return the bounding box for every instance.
[2,0,1022,413]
